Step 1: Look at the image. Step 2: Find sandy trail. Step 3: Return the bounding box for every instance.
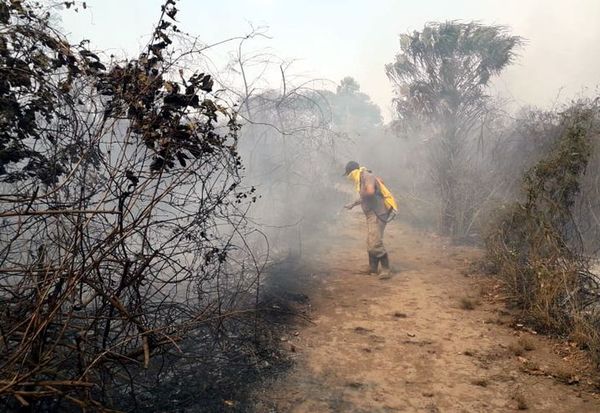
[254,213,600,412]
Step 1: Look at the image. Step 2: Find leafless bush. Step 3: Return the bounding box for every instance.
[230,56,343,256]
[0,1,263,410]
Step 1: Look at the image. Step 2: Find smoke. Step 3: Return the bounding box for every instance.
[490,0,600,108]
[59,1,600,121]
[59,0,600,242]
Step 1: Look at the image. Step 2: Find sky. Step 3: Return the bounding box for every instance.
[60,0,600,121]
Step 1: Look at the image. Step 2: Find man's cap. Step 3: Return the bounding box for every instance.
[343,161,359,176]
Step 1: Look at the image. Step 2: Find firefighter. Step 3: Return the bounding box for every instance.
[344,161,397,278]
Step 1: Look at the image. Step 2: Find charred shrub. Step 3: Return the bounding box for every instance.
[0,1,264,411]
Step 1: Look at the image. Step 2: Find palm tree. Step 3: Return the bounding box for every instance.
[386,21,523,236]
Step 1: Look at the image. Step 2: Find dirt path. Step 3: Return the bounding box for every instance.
[253,214,600,412]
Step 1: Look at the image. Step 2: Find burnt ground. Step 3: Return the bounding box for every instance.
[247,212,600,412]
[92,256,318,413]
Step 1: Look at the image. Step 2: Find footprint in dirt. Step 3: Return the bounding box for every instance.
[426,404,441,413]
[369,334,386,344]
[353,326,373,335]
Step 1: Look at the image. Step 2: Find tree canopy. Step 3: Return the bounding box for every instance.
[386,21,523,236]
[319,76,382,136]
[386,21,523,134]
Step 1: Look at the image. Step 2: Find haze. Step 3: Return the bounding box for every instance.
[61,0,600,120]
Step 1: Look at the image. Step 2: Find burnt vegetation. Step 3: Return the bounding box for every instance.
[0,0,274,411]
[1,0,600,411]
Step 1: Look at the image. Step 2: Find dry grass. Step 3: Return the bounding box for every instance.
[514,392,529,410]
[518,336,536,352]
[484,106,600,366]
[459,297,478,310]
[508,342,525,357]
[509,336,536,357]
[470,378,489,387]
[550,365,580,385]
[521,359,540,372]
[571,315,600,365]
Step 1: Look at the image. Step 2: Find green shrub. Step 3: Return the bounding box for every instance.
[485,102,598,339]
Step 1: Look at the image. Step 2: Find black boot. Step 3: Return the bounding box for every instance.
[368,253,379,275]
[379,253,391,279]
[380,253,390,271]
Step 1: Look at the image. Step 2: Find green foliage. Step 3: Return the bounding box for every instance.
[386,21,523,236]
[387,21,522,128]
[485,102,597,333]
